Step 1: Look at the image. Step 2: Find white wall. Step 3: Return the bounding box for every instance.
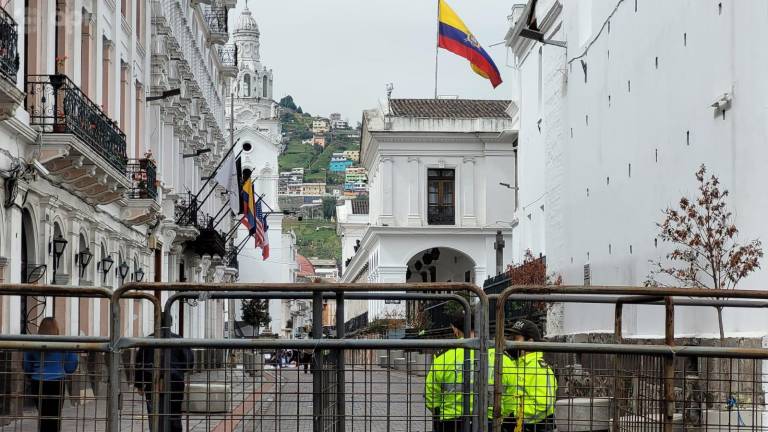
[510,0,768,338]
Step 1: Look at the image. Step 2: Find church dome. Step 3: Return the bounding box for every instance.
[236,7,259,34]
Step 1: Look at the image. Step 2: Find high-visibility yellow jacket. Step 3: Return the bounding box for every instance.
[510,351,557,424]
[425,347,516,421]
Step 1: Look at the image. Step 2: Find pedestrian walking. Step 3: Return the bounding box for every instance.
[506,319,557,432]
[23,317,79,432]
[134,316,193,432]
[300,348,313,374]
[425,312,517,432]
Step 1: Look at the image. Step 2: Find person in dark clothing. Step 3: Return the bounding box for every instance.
[23,318,78,432]
[134,316,193,432]
[300,348,313,374]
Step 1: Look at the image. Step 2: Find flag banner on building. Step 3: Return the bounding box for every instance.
[437,0,503,88]
[254,198,270,260]
[215,150,240,214]
[236,157,244,215]
[241,178,257,231]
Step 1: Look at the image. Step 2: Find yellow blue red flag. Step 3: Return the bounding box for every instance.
[438,0,503,88]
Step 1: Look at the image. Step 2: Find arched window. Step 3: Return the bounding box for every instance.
[262,76,268,98]
[243,74,251,97]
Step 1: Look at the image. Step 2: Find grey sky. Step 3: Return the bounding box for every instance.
[232,0,515,121]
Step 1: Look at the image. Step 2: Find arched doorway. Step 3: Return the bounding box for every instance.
[405,247,475,330]
[20,209,41,333]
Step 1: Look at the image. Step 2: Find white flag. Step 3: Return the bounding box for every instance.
[214,152,238,213]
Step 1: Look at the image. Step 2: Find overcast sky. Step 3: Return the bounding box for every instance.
[231,0,515,121]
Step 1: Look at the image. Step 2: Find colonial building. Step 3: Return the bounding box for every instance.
[341,98,517,322]
[0,0,238,340]
[227,5,298,336]
[505,0,768,340]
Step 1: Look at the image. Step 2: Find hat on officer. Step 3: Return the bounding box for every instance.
[509,319,542,341]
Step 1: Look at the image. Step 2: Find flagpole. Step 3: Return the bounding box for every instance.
[434,0,440,99]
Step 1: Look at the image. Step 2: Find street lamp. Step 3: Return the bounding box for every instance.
[118,262,130,282]
[76,248,93,278]
[133,267,145,282]
[99,256,114,283]
[51,234,68,284]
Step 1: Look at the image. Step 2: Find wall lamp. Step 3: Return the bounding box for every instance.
[75,248,93,278]
[50,234,68,284]
[133,267,145,282]
[118,262,130,282]
[98,256,114,283]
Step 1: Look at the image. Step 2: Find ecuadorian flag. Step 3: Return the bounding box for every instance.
[438,0,503,88]
[240,179,257,232]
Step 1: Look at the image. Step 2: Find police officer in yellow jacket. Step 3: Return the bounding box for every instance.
[508,319,557,432]
[425,313,517,432]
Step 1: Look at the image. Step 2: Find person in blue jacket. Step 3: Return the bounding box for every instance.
[23,317,78,432]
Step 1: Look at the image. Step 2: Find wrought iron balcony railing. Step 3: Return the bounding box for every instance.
[218,45,238,69]
[26,75,128,173]
[427,205,455,225]
[204,6,228,35]
[0,6,19,83]
[175,192,199,227]
[127,158,158,200]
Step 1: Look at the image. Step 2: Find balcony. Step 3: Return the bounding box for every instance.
[427,205,455,225]
[203,6,228,45]
[218,45,238,78]
[123,158,161,226]
[0,6,23,120]
[187,214,227,258]
[26,74,129,205]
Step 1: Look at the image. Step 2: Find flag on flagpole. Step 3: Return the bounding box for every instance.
[215,150,239,212]
[240,179,257,232]
[437,0,503,88]
[254,198,270,260]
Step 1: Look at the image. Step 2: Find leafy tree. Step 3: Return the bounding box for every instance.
[322,196,337,220]
[297,106,303,114]
[241,299,271,336]
[648,165,763,341]
[279,95,297,111]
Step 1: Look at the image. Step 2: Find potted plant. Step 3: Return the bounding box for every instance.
[51,56,67,89]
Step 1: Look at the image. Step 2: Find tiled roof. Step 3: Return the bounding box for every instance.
[296,254,315,276]
[351,199,369,215]
[389,99,512,119]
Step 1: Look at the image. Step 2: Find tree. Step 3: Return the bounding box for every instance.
[648,165,763,341]
[279,95,297,111]
[322,196,337,220]
[241,299,271,337]
[297,106,303,114]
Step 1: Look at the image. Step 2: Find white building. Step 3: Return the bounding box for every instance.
[505,0,768,340]
[227,6,298,337]
[0,0,236,341]
[342,98,517,322]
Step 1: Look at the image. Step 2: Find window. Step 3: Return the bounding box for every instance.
[427,169,455,225]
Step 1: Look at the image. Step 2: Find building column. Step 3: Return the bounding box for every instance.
[5,204,22,333]
[379,157,395,225]
[462,157,477,227]
[407,157,422,226]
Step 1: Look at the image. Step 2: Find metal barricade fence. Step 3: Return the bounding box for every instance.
[0,285,158,432]
[492,286,768,432]
[111,282,489,432]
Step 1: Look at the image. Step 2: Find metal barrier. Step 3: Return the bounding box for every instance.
[4,282,768,431]
[492,286,768,432]
[0,285,158,432]
[112,282,489,432]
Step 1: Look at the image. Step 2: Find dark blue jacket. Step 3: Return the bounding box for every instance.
[23,351,78,381]
[134,331,194,392]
